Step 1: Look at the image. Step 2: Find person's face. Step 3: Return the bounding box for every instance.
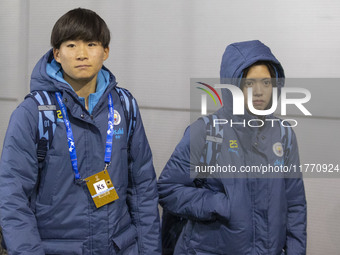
[242,65,273,112]
[53,40,109,86]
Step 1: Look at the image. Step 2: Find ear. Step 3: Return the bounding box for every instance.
[53,48,61,63]
[103,47,109,61]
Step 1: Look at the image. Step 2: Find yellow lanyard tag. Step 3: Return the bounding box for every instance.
[84,169,119,208]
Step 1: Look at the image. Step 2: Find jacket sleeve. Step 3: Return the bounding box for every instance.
[284,129,307,255]
[0,100,45,255]
[126,101,161,255]
[158,119,230,222]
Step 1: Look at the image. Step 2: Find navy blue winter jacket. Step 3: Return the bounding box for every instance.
[158,40,306,255]
[0,50,161,254]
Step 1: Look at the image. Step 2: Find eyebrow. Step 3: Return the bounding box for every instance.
[245,78,271,81]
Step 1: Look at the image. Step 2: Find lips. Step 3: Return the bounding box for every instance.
[75,65,91,68]
[252,100,264,105]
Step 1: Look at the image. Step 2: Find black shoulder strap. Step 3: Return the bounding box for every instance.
[201,114,224,166]
[26,91,57,163]
[194,114,224,187]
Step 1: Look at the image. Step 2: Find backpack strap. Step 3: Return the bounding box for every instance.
[194,114,224,187]
[115,87,137,151]
[280,124,293,165]
[26,91,57,163]
[201,114,224,166]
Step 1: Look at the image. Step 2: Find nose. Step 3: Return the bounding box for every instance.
[76,43,88,60]
[252,82,263,96]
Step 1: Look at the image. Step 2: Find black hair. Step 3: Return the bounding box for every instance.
[240,61,277,90]
[51,8,110,49]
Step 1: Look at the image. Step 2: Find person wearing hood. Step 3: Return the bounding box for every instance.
[158,40,306,255]
[0,8,161,255]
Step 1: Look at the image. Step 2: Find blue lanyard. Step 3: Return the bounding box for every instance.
[105,92,114,165]
[55,92,114,180]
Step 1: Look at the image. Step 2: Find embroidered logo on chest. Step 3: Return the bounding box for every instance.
[114,110,121,125]
[273,142,284,157]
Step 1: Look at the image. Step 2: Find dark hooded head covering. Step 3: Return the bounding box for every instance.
[219,40,285,114]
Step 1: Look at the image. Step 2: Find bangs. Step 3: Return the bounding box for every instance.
[51,8,110,49]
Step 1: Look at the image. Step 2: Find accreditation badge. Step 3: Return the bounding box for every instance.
[84,170,119,208]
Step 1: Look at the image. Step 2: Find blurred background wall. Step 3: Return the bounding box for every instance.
[1,1,340,254]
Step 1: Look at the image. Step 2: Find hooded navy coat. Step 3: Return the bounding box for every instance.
[0,50,161,255]
[158,40,306,255]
